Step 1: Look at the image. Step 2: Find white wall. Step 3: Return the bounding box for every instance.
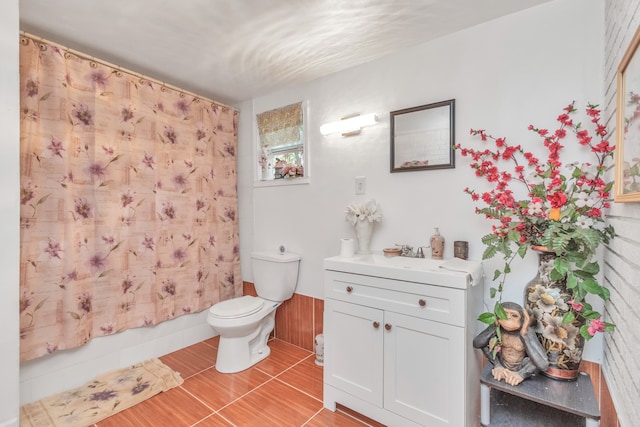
[1,1,20,425]
[238,0,606,360]
[603,2,640,425]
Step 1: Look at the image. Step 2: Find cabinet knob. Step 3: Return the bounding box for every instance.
[373,321,380,329]
[385,323,392,331]
[346,286,353,293]
[418,299,426,307]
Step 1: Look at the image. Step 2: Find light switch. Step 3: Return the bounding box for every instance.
[355,176,366,195]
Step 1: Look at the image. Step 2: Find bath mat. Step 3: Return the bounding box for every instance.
[20,358,183,427]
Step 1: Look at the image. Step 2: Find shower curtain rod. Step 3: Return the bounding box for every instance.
[20,31,237,112]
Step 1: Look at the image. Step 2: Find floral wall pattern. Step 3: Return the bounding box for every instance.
[19,36,241,362]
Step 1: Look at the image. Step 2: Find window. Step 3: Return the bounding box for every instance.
[256,101,308,184]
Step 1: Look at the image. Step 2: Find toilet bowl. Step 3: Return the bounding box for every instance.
[207,251,300,373]
[207,295,279,373]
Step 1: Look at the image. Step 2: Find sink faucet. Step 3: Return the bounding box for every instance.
[396,244,414,257]
[396,245,427,258]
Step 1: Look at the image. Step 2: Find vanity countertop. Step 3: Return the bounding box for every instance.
[323,254,483,290]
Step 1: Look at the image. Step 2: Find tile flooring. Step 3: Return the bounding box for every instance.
[95,337,382,427]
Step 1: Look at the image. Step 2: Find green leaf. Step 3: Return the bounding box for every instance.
[517,244,528,258]
[478,312,496,324]
[583,262,600,275]
[566,272,577,289]
[492,270,501,281]
[581,278,603,296]
[562,311,575,324]
[495,302,507,320]
[554,257,570,276]
[550,268,565,282]
[503,262,511,274]
[483,245,497,260]
[579,325,593,340]
[489,287,498,298]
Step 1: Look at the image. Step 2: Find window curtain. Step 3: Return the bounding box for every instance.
[256,102,303,149]
[19,35,241,362]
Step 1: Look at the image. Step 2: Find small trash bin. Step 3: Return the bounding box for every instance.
[314,334,324,366]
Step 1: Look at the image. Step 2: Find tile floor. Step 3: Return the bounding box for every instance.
[95,337,383,427]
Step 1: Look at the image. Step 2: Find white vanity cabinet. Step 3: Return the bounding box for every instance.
[323,255,483,427]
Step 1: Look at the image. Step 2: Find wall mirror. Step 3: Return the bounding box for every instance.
[390,99,455,172]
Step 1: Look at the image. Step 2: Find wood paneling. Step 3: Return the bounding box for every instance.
[243,283,323,353]
[600,372,620,427]
[274,293,314,351]
[314,297,324,337]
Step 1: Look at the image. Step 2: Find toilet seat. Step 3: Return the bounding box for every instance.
[210,296,264,319]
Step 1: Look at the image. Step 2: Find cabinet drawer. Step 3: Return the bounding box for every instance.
[325,271,466,326]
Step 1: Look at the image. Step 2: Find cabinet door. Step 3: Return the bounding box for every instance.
[384,311,465,427]
[324,299,384,407]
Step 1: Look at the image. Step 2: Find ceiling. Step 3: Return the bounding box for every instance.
[19,0,552,105]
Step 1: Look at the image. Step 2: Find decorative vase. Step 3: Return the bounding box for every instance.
[354,220,373,254]
[523,245,585,381]
[261,167,270,180]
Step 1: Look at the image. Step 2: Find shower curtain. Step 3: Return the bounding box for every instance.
[19,35,241,362]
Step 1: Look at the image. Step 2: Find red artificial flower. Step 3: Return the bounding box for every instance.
[557,113,573,125]
[588,318,606,336]
[555,129,567,138]
[548,192,568,208]
[587,207,602,218]
[569,300,584,311]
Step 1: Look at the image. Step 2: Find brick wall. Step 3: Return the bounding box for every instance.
[603,2,640,426]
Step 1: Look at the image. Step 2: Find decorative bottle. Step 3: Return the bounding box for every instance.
[430,228,444,259]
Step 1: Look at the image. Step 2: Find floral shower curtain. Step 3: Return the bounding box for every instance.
[19,35,241,362]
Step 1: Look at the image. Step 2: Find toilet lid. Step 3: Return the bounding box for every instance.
[210,296,264,319]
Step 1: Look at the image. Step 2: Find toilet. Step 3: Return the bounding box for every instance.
[206,250,301,373]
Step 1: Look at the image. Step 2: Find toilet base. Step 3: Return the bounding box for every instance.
[214,311,276,373]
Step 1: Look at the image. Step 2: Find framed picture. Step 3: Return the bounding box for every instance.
[615,25,640,202]
[390,99,455,173]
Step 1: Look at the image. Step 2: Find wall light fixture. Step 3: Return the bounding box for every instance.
[320,113,379,136]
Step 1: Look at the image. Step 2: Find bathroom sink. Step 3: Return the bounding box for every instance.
[324,254,482,289]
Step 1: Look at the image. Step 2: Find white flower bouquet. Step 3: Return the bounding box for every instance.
[345,199,383,225]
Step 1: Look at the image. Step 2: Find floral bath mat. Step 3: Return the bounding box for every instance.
[20,358,183,426]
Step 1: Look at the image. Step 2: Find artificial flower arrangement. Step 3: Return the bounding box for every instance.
[274,158,304,178]
[345,199,383,225]
[455,101,616,343]
[281,164,304,178]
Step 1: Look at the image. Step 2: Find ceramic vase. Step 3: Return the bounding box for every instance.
[354,220,373,254]
[261,167,270,180]
[523,246,585,381]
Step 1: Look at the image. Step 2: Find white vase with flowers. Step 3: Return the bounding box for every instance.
[345,199,382,255]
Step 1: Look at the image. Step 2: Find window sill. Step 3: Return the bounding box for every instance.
[254,177,310,188]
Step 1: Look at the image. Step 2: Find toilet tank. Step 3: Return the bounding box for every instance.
[251,251,301,302]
